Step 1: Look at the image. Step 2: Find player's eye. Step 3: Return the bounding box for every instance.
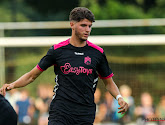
[81,24,86,27]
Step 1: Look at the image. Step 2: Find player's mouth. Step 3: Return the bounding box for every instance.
[83,33,89,37]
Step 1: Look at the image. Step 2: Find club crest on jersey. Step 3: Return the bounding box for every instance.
[84,56,91,65]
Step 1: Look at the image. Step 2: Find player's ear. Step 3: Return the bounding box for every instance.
[70,21,75,30]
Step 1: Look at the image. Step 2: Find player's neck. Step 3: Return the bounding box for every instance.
[70,37,87,47]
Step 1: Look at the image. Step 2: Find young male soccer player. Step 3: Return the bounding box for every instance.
[0,7,128,125]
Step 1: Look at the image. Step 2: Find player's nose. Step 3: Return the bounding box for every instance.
[85,26,91,32]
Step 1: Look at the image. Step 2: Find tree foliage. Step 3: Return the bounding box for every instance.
[24,0,79,21]
[80,0,150,20]
[149,0,165,17]
[0,0,163,22]
[0,0,29,22]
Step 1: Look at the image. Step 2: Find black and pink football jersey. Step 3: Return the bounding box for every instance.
[37,38,113,105]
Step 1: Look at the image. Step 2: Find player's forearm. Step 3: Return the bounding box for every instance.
[103,78,121,99]
[0,67,41,96]
[107,82,120,98]
[103,78,129,114]
[11,72,36,89]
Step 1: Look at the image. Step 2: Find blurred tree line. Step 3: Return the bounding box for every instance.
[0,0,165,102]
[0,0,165,36]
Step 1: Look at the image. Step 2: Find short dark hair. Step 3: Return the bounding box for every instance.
[69,7,95,22]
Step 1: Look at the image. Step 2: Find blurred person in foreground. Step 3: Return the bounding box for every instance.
[0,7,128,125]
[0,94,17,125]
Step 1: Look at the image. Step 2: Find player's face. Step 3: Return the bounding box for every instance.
[73,19,92,41]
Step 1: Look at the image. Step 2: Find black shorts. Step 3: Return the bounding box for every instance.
[48,96,96,125]
[0,94,17,125]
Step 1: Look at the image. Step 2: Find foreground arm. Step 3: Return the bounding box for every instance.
[102,77,129,114]
[0,66,42,96]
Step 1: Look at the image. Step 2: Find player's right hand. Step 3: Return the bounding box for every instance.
[0,83,14,96]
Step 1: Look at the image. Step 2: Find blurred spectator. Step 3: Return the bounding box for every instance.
[37,84,53,106]
[111,97,124,124]
[108,85,134,124]
[94,88,107,125]
[16,89,32,125]
[28,98,37,125]
[6,89,21,110]
[119,84,135,123]
[103,91,114,122]
[156,95,165,125]
[35,98,49,125]
[35,84,53,125]
[134,92,156,125]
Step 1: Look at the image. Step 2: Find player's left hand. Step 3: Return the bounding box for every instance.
[117,97,129,114]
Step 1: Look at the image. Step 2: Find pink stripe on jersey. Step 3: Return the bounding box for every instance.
[54,39,70,50]
[87,41,104,53]
[36,64,44,72]
[99,73,114,79]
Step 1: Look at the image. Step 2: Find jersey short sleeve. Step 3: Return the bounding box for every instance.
[97,52,114,79]
[37,46,55,71]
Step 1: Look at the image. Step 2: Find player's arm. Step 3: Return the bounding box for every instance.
[102,77,129,114]
[0,66,42,96]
